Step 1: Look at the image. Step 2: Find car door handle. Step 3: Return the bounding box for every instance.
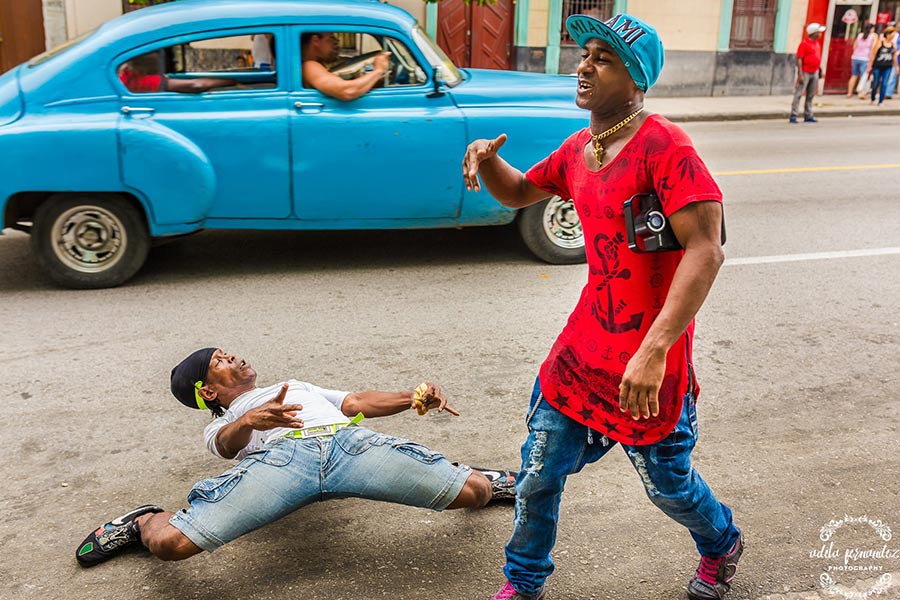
[294,101,324,110]
[121,106,156,115]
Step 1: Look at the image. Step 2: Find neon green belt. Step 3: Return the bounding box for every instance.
[282,412,364,439]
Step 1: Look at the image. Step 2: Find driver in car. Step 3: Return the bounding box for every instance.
[301,32,391,101]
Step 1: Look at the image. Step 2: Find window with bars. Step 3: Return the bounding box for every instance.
[560,0,614,45]
[730,0,777,50]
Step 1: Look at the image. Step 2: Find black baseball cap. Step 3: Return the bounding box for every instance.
[170,347,217,410]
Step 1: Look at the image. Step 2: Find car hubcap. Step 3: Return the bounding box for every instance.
[542,196,583,249]
[51,206,127,273]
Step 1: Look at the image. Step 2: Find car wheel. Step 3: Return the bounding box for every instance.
[517,195,586,264]
[31,194,150,289]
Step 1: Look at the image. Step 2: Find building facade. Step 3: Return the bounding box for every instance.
[4,0,898,96]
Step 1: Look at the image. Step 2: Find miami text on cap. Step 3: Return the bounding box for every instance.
[565,13,665,91]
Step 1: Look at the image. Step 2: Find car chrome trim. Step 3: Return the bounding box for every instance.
[121,106,156,115]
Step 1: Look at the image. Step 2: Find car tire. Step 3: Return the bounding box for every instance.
[31,194,150,289]
[517,195,586,265]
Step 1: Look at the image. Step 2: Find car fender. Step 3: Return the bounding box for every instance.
[456,104,586,226]
[0,116,137,229]
[118,117,217,227]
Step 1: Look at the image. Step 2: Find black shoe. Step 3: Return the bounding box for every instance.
[687,535,744,600]
[76,505,163,567]
[472,467,517,502]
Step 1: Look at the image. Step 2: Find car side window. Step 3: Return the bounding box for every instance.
[117,33,277,94]
[323,33,427,88]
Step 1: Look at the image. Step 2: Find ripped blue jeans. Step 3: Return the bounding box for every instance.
[503,378,740,594]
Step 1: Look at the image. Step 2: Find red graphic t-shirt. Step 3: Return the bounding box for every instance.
[525,114,722,446]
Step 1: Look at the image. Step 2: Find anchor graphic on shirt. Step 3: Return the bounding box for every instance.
[591,232,644,334]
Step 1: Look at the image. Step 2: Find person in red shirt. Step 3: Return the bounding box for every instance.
[463,13,742,600]
[118,52,238,94]
[790,23,826,123]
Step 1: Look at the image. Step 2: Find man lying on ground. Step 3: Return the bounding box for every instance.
[76,347,515,567]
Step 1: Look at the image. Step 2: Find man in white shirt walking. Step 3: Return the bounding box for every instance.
[75,347,515,567]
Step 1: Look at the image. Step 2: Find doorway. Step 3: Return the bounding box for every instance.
[824,3,875,93]
[437,0,515,70]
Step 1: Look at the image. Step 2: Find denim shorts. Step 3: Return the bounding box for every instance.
[852,58,868,77]
[169,427,471,551]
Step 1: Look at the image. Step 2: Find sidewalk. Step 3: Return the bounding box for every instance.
[645,93,900,122]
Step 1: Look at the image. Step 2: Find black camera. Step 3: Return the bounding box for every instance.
[624,193,726,252]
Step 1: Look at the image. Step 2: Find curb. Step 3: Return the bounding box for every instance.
[668,108,900,122]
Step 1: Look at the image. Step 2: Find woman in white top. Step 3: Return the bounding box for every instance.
[849,23,876,97]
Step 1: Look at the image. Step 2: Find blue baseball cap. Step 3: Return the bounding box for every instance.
[566,14,664,91]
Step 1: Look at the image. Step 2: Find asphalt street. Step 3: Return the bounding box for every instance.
[1,116,899,600]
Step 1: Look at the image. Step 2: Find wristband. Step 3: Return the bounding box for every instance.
[411,382,430,416]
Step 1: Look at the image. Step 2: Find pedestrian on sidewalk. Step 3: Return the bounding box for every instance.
[463,13,742,600]
[791,22,826,123]
[880,24,899,99]
[848,23,876,98]
[867,26,898,106]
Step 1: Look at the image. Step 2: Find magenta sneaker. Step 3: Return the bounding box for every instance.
[490,581,546,600]
[687,535,744,600]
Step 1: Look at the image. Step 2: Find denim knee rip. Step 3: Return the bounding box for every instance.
[515,430,548,525]
[627,450,660,497]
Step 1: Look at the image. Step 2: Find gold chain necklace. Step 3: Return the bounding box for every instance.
[591,107,644,167]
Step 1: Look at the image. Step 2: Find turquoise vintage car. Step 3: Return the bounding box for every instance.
[0,0,587,288]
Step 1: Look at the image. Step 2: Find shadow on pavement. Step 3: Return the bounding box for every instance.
[0,225,536,292]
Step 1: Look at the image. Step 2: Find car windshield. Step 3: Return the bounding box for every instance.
[28,28,98,68]
[411,26,462,87]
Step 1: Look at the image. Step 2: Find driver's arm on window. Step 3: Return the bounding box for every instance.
[302,52,390,101]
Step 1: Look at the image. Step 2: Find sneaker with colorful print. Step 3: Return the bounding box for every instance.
[687,534,744,600]
[490,581,546,600]
[75,505,163,567]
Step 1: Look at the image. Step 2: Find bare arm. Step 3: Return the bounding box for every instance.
[618,201,725,420]
[214,384,304,459]
[868,39,881,71]
[164,77,238,94]
[302,53,389,101]
[341,383,456,418]
[461,134,549,208]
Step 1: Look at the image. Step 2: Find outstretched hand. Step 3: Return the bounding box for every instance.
[243,383,305,431]
[462,133,507,192]
[414,383,461,417]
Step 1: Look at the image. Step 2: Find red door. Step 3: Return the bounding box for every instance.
[824,5,871,93]
[0,0,46,73]
[437,0,471,67]
[437,0,514,69]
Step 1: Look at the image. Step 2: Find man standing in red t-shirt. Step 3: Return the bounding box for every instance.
[463,13,742,600]
[790,23,826,123]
